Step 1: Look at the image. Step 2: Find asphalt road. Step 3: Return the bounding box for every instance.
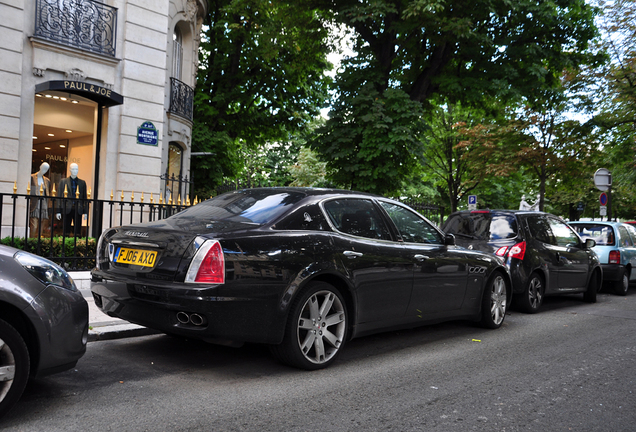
[2,290,635,432]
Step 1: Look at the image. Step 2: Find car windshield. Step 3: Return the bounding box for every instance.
[571,224,615,246]
[443,213,517,241]
[168,190,306,225]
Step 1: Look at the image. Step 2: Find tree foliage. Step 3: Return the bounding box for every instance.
[191,0,333,196]
[580,0,636,219]
[311,84,426,195]
[308,0,602,196]
[289,147,328,187]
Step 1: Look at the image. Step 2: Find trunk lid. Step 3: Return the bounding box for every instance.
[99,218,260,282]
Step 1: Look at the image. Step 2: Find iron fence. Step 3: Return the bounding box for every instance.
[161,172,193,205]
[400,200,445,227]
[34,0,117,57]
[0,192,187,271]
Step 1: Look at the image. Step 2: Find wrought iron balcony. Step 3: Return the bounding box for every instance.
[35,0,117,57]
[169,77,194,121]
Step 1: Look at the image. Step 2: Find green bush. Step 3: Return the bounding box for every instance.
[1,236,97,270]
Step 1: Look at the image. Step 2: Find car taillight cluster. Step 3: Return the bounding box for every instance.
[494,241,526,261]
[609,250,620,264]
[185,240,225,284]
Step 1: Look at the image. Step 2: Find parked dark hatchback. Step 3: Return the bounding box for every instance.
[91,188,511,370]
[442,210,601,313]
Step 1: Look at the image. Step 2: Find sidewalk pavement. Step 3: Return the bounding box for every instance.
[71,271,159,342]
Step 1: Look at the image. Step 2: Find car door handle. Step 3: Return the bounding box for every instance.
[344,251,363,259]
[414,254,429,261]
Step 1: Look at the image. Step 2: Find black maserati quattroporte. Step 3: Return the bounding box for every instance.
[91,188,511,369]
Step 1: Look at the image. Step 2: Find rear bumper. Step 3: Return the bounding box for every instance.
[90,275,287,345]
[600,264,623,282]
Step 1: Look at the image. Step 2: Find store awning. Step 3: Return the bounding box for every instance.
[35,80,124,107]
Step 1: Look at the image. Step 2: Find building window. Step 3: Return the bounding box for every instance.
[172,27,183,80]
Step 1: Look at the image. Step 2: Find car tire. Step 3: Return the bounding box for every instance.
[584,270,599,303]
[270,281,348,370]
[613,268,629,296]
[516,273,544,314]
[0,318,30,419]
[479,272,508,329]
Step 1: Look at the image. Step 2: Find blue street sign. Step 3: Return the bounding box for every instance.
[468,195,477,205]
[599,192,608,206]
[137,121,158,146]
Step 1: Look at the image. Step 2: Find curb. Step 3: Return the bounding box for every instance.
[88,324,160,342]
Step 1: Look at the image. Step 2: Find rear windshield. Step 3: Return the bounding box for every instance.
[571,224,615,246]
[443,213,518,241]
[168,190,306,225]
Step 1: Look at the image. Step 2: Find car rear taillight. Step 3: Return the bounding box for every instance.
[495,246,509,257]
[609,250,620,264]
[185,240,225,284]
[508,241,526,260]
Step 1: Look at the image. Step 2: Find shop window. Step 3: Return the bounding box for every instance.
[165,143,183,202]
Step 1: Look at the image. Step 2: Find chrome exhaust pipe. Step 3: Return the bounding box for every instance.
[176,311,190,324]
[190,314,204,326]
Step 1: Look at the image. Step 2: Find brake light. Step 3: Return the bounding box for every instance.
[508,241,526,260]
[185,240,225,284]
[609,250,620,264]
[495,246,509,257]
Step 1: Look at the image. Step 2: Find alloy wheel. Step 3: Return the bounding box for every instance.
[296,290,346,365]
[0,338,16,404]
[490,275,507,326]
[528,277,543,309]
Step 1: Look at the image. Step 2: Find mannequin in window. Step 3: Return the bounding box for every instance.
[29,162,51,237]
[56,163,88,237]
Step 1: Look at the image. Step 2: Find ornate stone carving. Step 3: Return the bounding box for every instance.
[32,67,45,77]
[185,0,198,23]
[65,68,86,81]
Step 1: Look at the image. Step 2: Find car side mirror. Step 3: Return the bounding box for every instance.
[444,233,456,246]
[585,238,596,249]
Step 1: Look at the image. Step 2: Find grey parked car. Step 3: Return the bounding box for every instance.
[0,245,88,418]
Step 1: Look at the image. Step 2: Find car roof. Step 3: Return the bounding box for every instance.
[231,187,379,198]
[447,209,548,216]
[569,221,628,227]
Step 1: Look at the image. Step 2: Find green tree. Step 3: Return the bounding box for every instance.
[191,0,333,196]
[420,101,523,212]
[506,87,602,213]
[311,84,426,195]
[582,0,636,219]
[308,0,602,194]
[289,147,328,187]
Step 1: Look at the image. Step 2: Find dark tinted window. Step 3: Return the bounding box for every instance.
[442,212,517,241]
[547,217,580,247]
[169,190,305,225]
[571,224,615,246]
[489,215,518,239]
[323,199,392,240]
[380,202,443,244]
[526,216,554,244]
[274,204,329,231]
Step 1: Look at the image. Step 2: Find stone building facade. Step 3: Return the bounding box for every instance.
[0,0,207,236]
